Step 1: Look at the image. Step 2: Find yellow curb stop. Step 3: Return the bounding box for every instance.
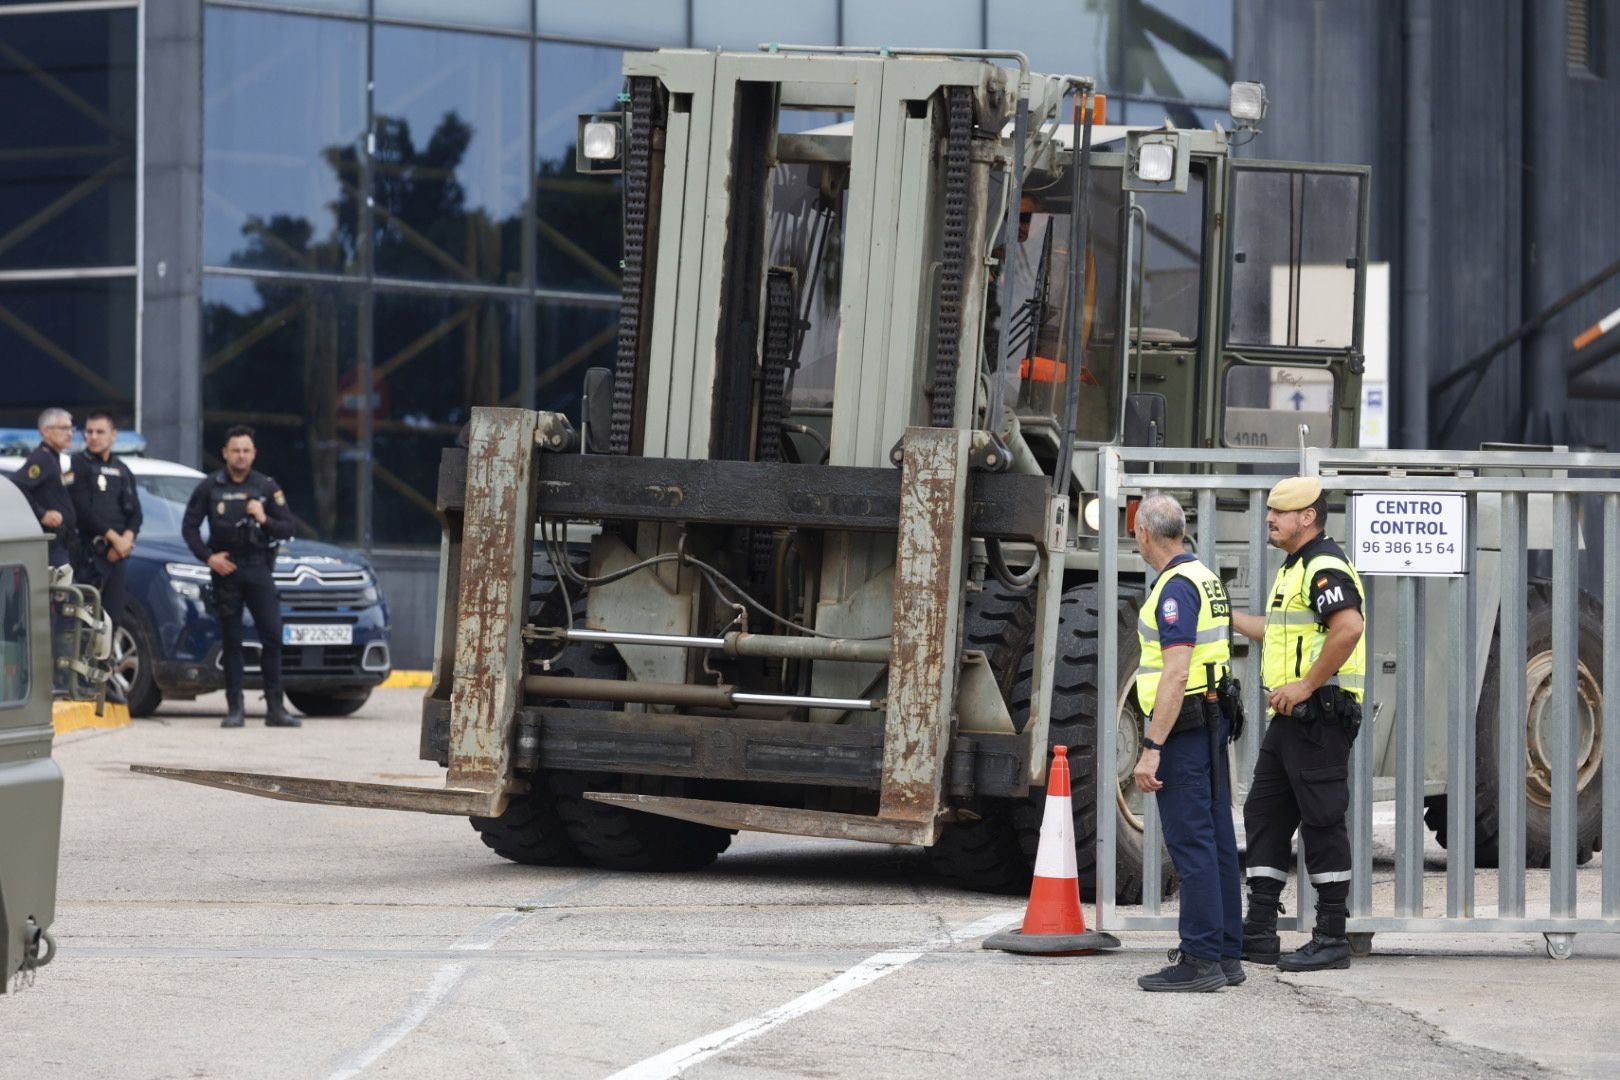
[380,670,432,689]
[53,699,132,734]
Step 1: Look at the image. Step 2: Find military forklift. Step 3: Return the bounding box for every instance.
[138,44,1602,900]
[2,477,112,990]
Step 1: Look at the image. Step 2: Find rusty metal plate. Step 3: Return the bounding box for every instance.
[881,428,971,829]
[448,408,540,793]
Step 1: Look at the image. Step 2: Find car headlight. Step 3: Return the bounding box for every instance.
[166,561,210,600]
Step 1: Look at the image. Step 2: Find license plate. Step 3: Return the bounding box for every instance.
[283,624,352,646]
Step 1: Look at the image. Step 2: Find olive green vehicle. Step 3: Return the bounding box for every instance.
[138,45,1600,899]
[0,479,100,990]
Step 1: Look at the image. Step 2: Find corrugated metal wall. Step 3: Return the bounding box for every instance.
[1236,0,1620,452]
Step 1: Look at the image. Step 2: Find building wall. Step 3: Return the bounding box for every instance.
[1236,0,1620,453]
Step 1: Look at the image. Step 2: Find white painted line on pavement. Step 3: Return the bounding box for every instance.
[326,877,604,1080]
[606,908,1022,1080]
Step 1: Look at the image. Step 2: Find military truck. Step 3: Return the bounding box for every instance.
[140,45,1601,900]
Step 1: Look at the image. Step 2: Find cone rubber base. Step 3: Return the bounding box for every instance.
[982,929,1122,956]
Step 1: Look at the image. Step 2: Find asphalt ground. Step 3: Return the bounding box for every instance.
[5,687,1618,1079]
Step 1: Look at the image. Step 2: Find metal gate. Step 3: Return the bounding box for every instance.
[1092,444,1620,957]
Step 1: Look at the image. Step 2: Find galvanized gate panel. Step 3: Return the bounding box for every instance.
[1095,446,1620,954]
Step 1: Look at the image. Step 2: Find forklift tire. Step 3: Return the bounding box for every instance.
[466,548,592,868]
[470,788,585,867]
[929,582,1175,903]
[928,583,1039,894]
[524,548,733,872]
[551,771,734,872]
[1010,583,1175,905]
[1433,583,1604,867]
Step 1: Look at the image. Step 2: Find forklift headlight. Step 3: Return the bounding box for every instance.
[1229,81,1269,123]
[1083,498,1103,533]
[582,121,620,161]
[1135,143,1174,183]
[575,113,625,175]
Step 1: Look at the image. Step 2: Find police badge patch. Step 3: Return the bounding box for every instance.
[217,502,226,516]
[26,464,40,479]
[97,473,107,491]
[273,490,286,506]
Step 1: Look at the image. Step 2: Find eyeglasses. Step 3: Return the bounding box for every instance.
[45,423,73,430]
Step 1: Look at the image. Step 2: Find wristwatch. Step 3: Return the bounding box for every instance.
[1140,736,1165,752]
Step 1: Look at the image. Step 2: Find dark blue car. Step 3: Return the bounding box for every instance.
[2,442,391,717]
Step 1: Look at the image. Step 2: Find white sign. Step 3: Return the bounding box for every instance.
[1351,493,1467,576]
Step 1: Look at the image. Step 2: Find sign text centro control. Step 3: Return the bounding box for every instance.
[1350,492,1468,576]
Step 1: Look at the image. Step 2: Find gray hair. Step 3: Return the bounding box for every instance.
[37,407,70,434]
[1136,492,1186,542]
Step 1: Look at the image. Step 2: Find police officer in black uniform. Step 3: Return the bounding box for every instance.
[182,425,298,728]
[13,408,77,568]
[70,411,142,642]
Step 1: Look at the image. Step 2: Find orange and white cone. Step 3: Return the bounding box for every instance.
[984,745,1120,955]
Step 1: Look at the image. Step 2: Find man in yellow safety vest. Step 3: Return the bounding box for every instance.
[1232,475,1367,973]
[1130,492,1243,992]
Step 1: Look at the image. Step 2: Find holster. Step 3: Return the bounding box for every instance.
[1215,670,1246,743]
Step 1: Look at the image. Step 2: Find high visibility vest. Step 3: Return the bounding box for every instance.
[1137,558,1232,716]
[1262,546,1367,702]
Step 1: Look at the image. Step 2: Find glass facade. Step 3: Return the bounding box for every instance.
[0,3,137,427]
[0,0,1234,544]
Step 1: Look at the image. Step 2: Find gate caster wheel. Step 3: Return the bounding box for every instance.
[1544,933,1574,960]
[1347,932,1374,959]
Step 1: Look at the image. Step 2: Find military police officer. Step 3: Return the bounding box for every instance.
[13,408,77,568]
[1232,475,1367,973]
[182,425,297,728]
[1130,493,1243,993]
[70,411,142,643]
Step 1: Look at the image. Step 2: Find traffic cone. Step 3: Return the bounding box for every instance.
[984,745,1120,956]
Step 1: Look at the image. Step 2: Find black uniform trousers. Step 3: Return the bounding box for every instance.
[83,552,129,633]
[213,553,283,703]
[1241,706,1354,904]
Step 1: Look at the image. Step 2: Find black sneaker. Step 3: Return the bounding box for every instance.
[1241,926,1280,965]
[1277,931,1351,972]
[1138,955,1226,993]
[1168,949,1245,987]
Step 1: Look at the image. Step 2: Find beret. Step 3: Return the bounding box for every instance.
[1267,475,1322,511]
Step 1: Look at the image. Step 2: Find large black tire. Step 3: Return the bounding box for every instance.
[926,582,1175,904]
[926,583,1039,894]
[551,771,734,871]
[1007,583,1175,905]
[467,549,586,867]
[520,547,734,872]
[1430,583,1605,867]
[470,786,584,866]
[287,689,372,717]
[113,612,162,718]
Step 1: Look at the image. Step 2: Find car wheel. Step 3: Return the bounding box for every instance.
[112,617,162,718]
[286,689,373,717]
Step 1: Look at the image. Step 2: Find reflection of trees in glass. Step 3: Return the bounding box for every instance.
[207,107,624,544]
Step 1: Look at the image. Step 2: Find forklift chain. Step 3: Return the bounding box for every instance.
[931,86,974,428]
[611,76,658,455]
[752,269,798,580]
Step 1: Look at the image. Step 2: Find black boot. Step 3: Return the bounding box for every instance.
[1241,882,1284,965]
[1280,900,1350,972]
[264,690,300,728]
[1278,931,1352,971]
[221,693,244,729]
